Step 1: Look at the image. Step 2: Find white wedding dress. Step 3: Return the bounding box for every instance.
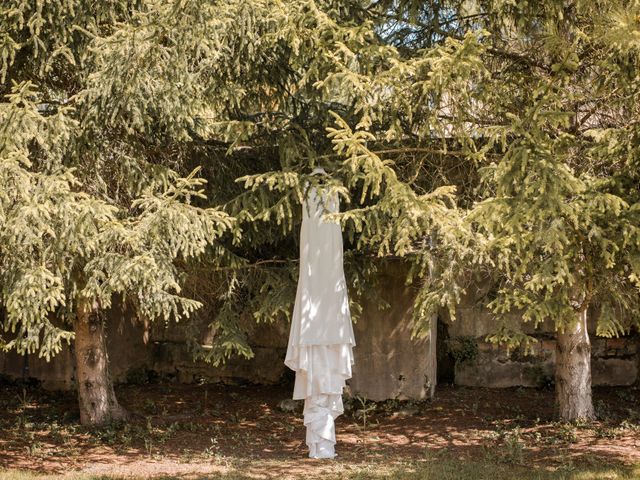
[284,183,356,459]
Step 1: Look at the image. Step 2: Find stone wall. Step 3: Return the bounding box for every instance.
[0,263,637,396]
[348,260,437,401]
[0,308,290,391]
[451,335,638,388]
[446,287,639,388]
[0,313,149,391]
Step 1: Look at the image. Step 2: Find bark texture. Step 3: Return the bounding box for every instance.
[73,304,127,425]
[555,309,596,421]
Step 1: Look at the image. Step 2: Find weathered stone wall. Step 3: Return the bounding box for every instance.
[146,317,289,385]
[0,308,290,391]
[0,260,439,401]
[446,287,639,388]
[0,263,637,396]
[452,335,638,388]
[348,260,437,401]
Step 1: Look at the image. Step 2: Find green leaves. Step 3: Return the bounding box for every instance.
[465,0,640,344]
[0,79,237,359]
[81,168,237,322]
[325,113,471,335]
[2,0,639,368]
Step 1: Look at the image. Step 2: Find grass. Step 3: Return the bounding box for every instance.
[2,382,639,479]
[1,457,640,480]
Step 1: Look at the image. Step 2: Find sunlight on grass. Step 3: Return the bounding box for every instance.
[2,459,640,480]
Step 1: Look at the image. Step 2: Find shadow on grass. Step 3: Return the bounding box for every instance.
[1,382,639,479]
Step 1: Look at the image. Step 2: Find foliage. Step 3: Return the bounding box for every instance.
[1,0,639,372]
[464,0,640,341]
[446,336,479,365]
[0,2,238,361]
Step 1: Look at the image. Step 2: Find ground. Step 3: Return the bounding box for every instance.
[0,378,639,479]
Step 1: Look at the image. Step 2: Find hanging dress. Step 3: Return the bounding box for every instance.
[284,182,356,459]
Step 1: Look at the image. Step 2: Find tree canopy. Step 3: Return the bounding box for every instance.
[1,0,638,422]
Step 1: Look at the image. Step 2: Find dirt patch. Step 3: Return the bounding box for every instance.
[0,380,639,478]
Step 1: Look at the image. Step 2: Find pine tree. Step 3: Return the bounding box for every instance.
[307,0,640,420]
[0,0,403,423]
[2,0,638,426]
[222,0,640,420]
[466,0,640,420]
[0,1,238,424]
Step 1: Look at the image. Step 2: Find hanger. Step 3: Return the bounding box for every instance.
[305,166,329,203]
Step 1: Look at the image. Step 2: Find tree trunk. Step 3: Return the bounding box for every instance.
[555,308,595,421]
[73,303,128,425]
[636,334,640,388]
